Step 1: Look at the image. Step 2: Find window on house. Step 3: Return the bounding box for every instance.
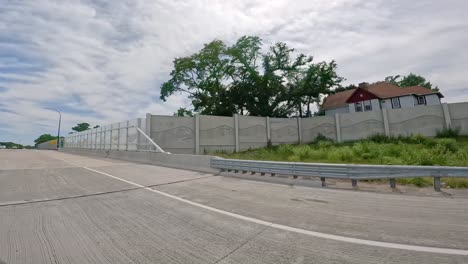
[415,96,426,105]
[355,102,363,112]
[391,97,401,109]
[363,100,372,111]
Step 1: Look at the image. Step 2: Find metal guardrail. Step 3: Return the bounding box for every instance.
[211,158,468,191]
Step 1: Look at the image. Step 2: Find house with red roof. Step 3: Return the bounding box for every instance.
[321,82,443,116]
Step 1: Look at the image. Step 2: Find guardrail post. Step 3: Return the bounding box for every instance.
[335,113,342,143]
[433,177,441,192]
[389,178,396,189]
[351,179,358,188]
[320,177,326,187]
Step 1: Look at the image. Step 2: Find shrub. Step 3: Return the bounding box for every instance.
[316,140,334,149]
[277,144,294,156]
[435,138,459,153]
[436,127,460,138]
[367,134,392,144]
[329,147,354,162]
[314,133,331,143]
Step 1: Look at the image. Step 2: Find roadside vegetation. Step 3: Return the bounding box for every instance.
[215,131,468,188]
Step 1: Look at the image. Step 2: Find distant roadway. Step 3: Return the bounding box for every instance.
[0,150,467,263]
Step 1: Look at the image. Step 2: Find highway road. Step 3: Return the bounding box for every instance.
[1,150,467,263]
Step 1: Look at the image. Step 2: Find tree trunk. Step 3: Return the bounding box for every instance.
[298,103,303,118]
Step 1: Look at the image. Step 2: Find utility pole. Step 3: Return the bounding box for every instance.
[46,108,61,149]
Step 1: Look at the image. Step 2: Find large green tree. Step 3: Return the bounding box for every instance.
[385,73,439,91]
[289,60,344,117]
[34,134,57,145]
[72,123,91,132]
[161,40,233,116]
[160,36,341,117]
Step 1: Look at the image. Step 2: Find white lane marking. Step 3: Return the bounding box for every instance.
[54,156,468,256]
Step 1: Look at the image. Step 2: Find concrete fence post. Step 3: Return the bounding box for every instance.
[195,114,200,154]
[126,120,129,151]
[109,125,113,150]
[145,113,152,148]
[234,114,239,152]
[297,117,302,144]
[266,116,271,147]
[94,129,98,149]
[335,113,342,143]
[382,109,390,136]
[441,103,452,129]
[100,127,103,150]
[137,118,142,151]
[116,123,121,150]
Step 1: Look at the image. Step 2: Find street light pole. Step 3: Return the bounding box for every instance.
[46,108,61,149]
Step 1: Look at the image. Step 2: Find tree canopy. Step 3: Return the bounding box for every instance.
[161,36,344,117]
[34,134,57,145]
[385,73,439,91]
[0,142,24,149]
[173,108,194,117]
[72,123,91,132]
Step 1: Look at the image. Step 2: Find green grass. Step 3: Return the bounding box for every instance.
[215,135,468,188]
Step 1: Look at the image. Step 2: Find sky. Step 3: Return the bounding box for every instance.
[1,0,467,145]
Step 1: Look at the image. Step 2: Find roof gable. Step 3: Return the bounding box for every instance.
[346,88,380,104]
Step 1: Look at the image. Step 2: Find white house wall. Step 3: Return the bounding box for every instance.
[371,99,380,111]
[425,94,441,105]
[398,95,414,108]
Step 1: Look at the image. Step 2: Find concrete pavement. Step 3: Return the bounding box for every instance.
[0,149,467,263]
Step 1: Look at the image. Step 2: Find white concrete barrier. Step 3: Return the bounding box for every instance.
[60,148,218,174]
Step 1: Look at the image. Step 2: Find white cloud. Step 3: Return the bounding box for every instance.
[0,0,467,144]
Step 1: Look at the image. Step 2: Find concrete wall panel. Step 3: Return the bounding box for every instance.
[301,116,336,142]
[449,102,468,135]
[199,115,235,153]
[340,110,385,141]
[239,116,268,151]
[151,115,195,154]
[270,118,298,145]
[387,104,444,137]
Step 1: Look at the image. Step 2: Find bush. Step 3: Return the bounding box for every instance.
[314,133,331,143]
[367,134,393,144]
[435,138,459,153]
[436,127,460,138]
